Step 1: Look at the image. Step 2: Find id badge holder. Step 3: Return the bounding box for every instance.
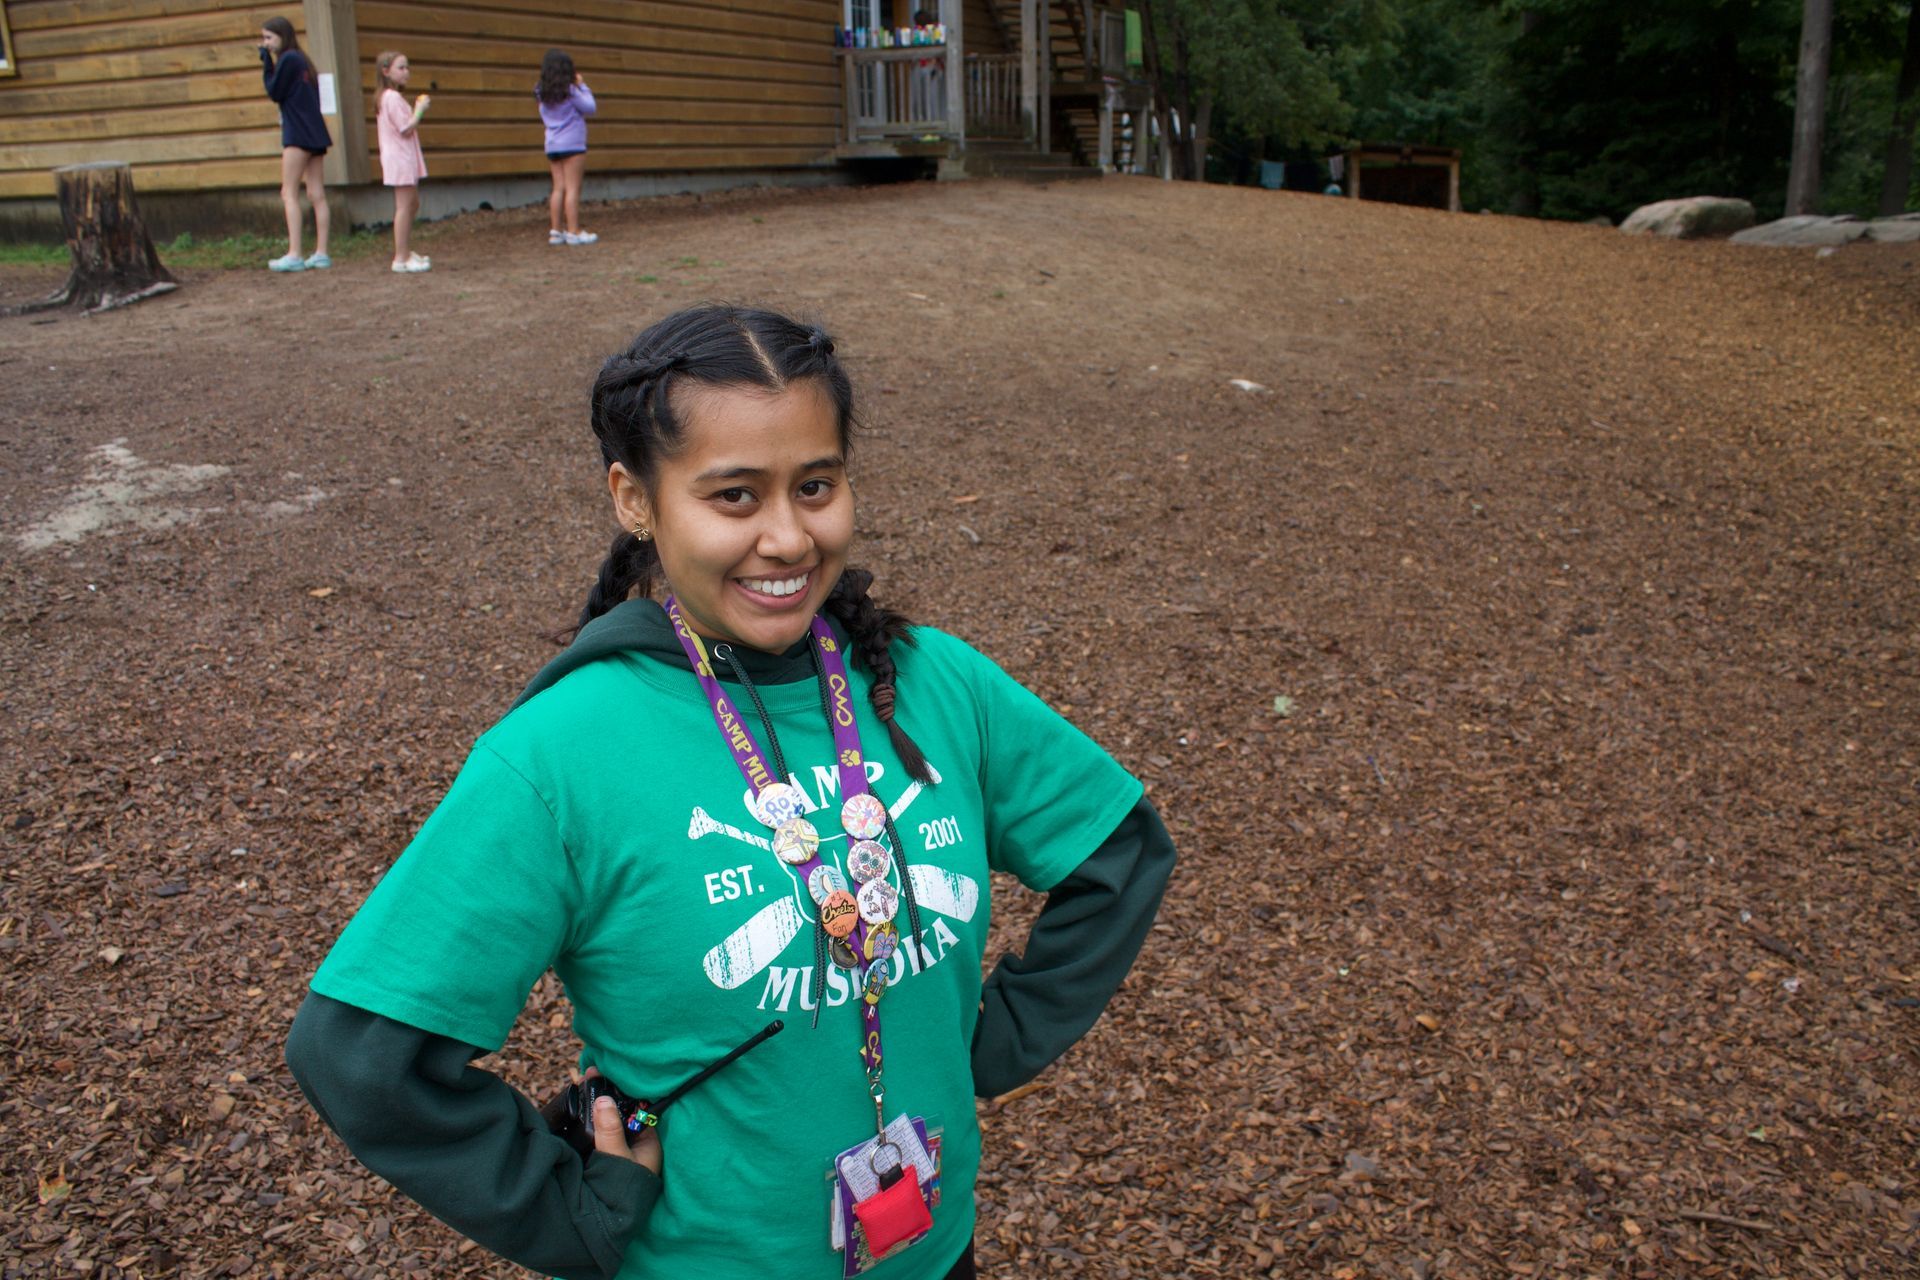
[827,1115,940,1276]
[851,1139,931,1257]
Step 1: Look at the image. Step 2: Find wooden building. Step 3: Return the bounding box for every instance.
[0,0,1119,239]
[1332,142,1462,213]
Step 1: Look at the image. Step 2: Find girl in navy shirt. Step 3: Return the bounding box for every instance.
[259,16,333,272]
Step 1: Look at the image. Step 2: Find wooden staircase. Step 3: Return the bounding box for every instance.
[974,0,1107,171]
[959,137,1099,181]
[834,2,1133,176]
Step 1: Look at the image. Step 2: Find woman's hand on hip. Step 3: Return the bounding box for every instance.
[592,1095,663,1173]
[582,1066,662,1174]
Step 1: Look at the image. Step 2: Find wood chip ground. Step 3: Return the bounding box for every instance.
[1,178,1915,1278]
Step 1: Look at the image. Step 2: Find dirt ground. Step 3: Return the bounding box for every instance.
[2,177,1916,1279]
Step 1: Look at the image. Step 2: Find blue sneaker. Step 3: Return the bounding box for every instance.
[268,254,306,272]
[305,253,332,269]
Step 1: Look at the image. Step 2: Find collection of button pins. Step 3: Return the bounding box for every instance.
[755,783,900,999]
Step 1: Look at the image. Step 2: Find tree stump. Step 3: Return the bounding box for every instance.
[8,162,179,317]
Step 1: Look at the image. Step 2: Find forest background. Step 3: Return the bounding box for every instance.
[1141,0,1919,222]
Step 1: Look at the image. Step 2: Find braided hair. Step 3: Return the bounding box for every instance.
[580,305,932,783]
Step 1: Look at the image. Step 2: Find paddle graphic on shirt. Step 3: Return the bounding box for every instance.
[696,774,977,991]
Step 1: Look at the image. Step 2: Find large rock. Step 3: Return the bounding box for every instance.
[1620,197,1756,239]
[1866,214,1920,244]
[1731,215,1871,247]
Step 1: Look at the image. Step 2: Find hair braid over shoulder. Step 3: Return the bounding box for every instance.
[824,568,931,784]
[578,530,658,631]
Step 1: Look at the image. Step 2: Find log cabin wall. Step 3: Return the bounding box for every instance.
[356,0,842,183]
[0,0,845,232]
[0,0,302,201]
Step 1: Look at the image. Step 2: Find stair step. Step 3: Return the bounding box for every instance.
[1002,166,1101,183]
[960,149,1089,178]
[980,151,1079,169]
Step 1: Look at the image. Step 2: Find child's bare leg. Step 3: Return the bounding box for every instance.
[303,153,330,257]
[563,154,587,234]
[393,186,417,261]
[280,148,306,257]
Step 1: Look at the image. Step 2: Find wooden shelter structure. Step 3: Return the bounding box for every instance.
[0,0,1122,239]
[1331,142,1462,213]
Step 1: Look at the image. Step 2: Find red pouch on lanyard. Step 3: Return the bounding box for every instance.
[852,1166,932,1257]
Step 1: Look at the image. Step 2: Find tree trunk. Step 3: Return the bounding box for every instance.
[1785,0,1833,216]
[1190,94,1213,181]
[8,162,178,317]
[1879,0,1920,216]
[1510,9,1544,216]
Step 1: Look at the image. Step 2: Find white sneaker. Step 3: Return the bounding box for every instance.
[391,257,431,273]
[563,230,598,245]
[549,229,566,245]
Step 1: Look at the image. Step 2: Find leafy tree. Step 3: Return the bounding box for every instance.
[1830,0,1920,214]
[1150,0,1915,219]
[1137,0,1380,180]
[1335,0,1512,206]
[1498,0,1803,220]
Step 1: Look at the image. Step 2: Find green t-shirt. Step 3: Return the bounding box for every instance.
[311,626,1141,1280]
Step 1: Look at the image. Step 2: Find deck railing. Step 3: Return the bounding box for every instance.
[966,53,1021,135]
[841,46,958,139]
[837,47,1035,145]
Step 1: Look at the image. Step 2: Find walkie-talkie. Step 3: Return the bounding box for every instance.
[540,1020,784,1161]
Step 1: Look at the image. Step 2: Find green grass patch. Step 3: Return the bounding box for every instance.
[157,230,388,269]
[0,242,69,266]
[0,230,390,270]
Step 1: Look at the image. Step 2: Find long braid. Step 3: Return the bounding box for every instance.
[570,347,689,636]
[577,530,658,630]
[824,568,931,784]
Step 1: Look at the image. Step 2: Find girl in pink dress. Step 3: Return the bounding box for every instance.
[375,51,432,273]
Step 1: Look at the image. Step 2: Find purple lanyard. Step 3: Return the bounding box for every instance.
[664,599,893,1106]
[812,624,874,805]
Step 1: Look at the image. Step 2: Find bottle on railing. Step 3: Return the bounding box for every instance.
[837,24,946,49]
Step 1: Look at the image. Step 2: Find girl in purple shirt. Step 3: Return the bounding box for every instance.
[538,49,598,246]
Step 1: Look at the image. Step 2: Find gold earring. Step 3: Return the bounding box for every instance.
[632,523,651,542]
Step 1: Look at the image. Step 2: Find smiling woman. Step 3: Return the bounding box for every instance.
[573,307,920,765]
[286,304,1177,1280]
[609,378,853,656]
